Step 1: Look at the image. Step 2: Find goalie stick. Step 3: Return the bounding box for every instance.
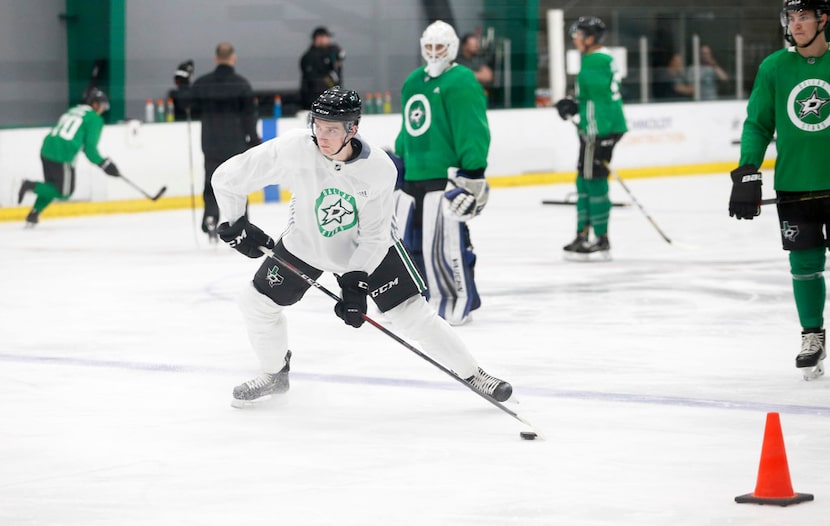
[257,245,544,438]
[120,174,166,201]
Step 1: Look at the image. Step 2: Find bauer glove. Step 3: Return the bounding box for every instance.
[216,217,275,258]
[555,98,578,120]
[444,170,489,221]
[728,164,762,220]
[334,271,369,328]
[99,158,120,177]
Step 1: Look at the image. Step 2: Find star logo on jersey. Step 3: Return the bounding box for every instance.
[787,79,830,132]
[315,188,358,237]
[781,221,800,243]
[796,88,830,118]
[266,265,285,287]
[403,93,432,137]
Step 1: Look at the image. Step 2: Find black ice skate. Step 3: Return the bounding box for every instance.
[18,180,35,204]
[24,209,39,229]
[562,227,589,252]
[563,234,611,262]
[466,367,513,402]
[231,350,291,408]
[797,329,825,381]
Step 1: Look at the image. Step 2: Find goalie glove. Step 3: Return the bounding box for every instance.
[444,169,489,221]
[555,98,578,121]
[216,217,275,258]
[728,164,762,220]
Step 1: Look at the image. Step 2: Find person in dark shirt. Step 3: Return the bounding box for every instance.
[175,42,260,241]
[299,27,345,109]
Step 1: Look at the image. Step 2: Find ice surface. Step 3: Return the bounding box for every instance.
[2,173,829,525]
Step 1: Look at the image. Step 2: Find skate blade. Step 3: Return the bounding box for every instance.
[563,250,611,262]
[800,361,825,381]
[230,392,288,409]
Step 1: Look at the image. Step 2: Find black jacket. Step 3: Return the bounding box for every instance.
[299,44,344,109]
[179,64,259,161]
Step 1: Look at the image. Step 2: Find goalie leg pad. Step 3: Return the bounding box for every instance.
[422,190,481,325]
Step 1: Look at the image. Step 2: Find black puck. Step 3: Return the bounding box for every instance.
[519,431,538,440]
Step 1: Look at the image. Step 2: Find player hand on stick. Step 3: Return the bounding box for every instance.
[334,271,369,328]
[729,164,762,220]
[99,158,121,177]
[216,217,275,258]
[555,98,578,120]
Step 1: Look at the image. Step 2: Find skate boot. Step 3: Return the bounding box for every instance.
[24,209,39,228]
[466,367,513,402]
[204,216,219,244]
[18,180,35,204]
[562,227,589,253]
[796,329,825,381]
[231,350,291,408]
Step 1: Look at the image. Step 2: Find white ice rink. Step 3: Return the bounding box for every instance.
[3,173,830,525]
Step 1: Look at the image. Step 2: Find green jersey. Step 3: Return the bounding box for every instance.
[740,45,830,192]
[395,64,490,181]
[41,104,106,165]
[576,48,627,137]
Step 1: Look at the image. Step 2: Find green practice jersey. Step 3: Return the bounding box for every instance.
[740,45,830,192]
[576,48,628,137]
[395,64,490,181]
[41,104,106,165]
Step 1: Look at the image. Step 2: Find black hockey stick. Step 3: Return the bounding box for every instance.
[761,193,830,206]
[257,245,543,438]
[542,199,629,207]
[120,174,166,201]
[602,161,673,244]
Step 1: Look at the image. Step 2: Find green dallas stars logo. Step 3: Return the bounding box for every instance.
[315,188,358,237]
[788,79,830,132]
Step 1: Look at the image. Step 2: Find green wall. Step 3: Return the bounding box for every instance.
[484,0,538,108]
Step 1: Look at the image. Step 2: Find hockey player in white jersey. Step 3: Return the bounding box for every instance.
[212,87,512,407]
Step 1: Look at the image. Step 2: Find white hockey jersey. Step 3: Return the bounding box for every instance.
[212,128,398,275]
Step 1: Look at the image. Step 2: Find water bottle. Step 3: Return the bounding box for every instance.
[165,98,175,122]
[155,99,165,122]
[374,92,383,114]
[145,99,154,122]
[273,95,282,119]
[364,93,374,115]
[383,91,392,114]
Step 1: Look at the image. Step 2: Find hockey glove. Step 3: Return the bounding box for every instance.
[216,217,275,258]
[334,271,369,328]
[99,158,120,177]
[444,170,489,221]
[555,98,578,121]
[728,164,762,220]
[174,60,194,87]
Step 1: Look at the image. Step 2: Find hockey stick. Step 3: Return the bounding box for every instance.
[542,199,629,207]
[120,174,166,201]
[257,245,543,437]
[761,193,830,206]
[602,161,673,244]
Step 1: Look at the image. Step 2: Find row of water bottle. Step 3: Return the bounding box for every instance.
[144,99,175,122]
[364,91,393,115]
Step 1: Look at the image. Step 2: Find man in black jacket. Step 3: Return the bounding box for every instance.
[299,27,345,109]
[175,42,260,241]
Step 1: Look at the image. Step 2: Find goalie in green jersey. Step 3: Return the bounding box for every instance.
[555,16,628,261]
[729,0,830,380]
[17,88,121,227]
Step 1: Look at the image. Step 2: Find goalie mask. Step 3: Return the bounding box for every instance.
[420,20,459,78]
[781,0,830,46]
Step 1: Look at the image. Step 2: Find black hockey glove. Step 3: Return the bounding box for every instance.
[174,60,194,87]
[334,271,369,328]
[555,98,578,121]
[99,158,120,177]
[728,164,762,220]
[216,217,275,258]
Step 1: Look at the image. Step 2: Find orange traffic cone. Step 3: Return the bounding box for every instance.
[735,412,814,506]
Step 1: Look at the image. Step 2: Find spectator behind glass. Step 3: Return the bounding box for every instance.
[694,44,729,100]
[299,26,345,109]
[653,53,694,100]
[456,33,493,87]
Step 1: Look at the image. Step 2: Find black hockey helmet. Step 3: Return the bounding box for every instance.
[781,0,830,45]
[84,88,110,112]
[569,16,606,43]
[310,86,361,125]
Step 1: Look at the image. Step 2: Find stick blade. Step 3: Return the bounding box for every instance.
[151,186,167,201]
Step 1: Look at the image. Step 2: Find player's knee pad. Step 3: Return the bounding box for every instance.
[383,296,435,336]
[790,247,826,279]
[239,281,285,321]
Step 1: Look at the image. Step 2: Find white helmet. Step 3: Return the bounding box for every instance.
[420,20,459,78]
